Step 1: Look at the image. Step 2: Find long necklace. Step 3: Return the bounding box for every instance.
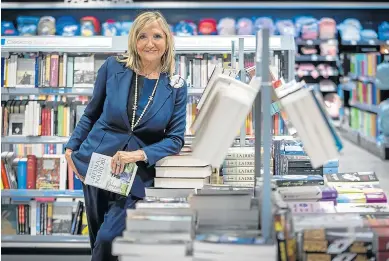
[131,73,160,131]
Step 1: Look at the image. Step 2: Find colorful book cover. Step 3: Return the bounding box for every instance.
[325,172,379,183]
[278,186,337,200]
[84,152,138,196]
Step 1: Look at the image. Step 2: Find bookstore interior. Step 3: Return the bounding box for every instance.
[2,0,389,260]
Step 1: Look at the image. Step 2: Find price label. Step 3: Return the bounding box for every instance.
[368,39,375,45]
[311,55,318,61]
[351,40,357,45]
[306,40,313,45]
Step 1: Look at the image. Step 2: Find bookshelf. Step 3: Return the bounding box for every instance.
[1,87,204,97]
[1,35,294,54]
[2,235,90,248]
[1,34,295,251]
[2,1,389,9]
[1,136,70,144]
[338,39,389,159]
[1,189,84,198]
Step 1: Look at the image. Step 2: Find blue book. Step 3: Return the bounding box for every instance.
[1,57,4,87]
[73,173,83,190]
[17,158,28,189]
[323,159,339,168]
[323,167,338,175]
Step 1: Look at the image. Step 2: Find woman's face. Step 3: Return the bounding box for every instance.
[136,20,167,67]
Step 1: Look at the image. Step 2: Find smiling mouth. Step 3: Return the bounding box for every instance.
[145,50,158,53]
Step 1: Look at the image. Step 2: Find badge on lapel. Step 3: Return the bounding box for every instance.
[169,75,185,88]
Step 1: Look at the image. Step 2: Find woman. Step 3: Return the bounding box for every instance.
[65,11,187,261]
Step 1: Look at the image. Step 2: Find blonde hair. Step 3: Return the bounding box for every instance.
[118,11,175,76]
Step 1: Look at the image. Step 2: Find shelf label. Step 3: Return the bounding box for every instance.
[2,37,112,48]
[351,40,357,45]
[306,40,313,45]
[368,39,375,45]
[311,55,318,61]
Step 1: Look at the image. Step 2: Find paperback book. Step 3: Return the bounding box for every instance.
[84,152,138,196]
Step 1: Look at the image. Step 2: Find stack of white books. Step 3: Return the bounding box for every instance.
[112,197,195,261]
[189,185,258,232]
[221,147,273,187]
[154,154,212,189]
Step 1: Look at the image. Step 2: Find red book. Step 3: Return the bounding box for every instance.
[26,155,37,189]
[1,160,10,189]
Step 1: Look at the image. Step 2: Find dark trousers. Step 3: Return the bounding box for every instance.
[82,183,140,261]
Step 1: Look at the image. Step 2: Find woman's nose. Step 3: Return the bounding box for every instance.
[146,38,155,47]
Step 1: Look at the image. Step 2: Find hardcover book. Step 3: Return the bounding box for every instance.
[84,152,138,196]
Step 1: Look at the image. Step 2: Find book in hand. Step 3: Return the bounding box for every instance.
[84,152,138,196]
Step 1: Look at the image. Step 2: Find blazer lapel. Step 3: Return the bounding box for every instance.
[137,73,172,127]
[115,68,133,131]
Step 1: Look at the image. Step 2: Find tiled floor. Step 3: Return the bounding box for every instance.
[338,139,389,192]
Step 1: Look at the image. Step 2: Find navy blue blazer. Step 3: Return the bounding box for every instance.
[65,56,187,198]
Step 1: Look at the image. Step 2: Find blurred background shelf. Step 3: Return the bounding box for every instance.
[1,189,84,198]
[1,136,69,144]
[2,1,389,10]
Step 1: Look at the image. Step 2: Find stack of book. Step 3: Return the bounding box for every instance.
[187,185,275,260]
[112,197,194,261]
[324,172,389,208]
[188,185,258,232]
[277,186,338,214]
[153,154,212,189]
[294,213,389,261]
[221,147,256,187]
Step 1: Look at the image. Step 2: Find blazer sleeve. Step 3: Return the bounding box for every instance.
[142,82,188,166]
[64,58,109,151]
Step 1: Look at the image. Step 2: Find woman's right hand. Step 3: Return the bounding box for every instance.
[65,149,85,183]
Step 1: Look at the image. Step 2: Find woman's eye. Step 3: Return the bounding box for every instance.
[154,34,163,39]
[139,35,146,39]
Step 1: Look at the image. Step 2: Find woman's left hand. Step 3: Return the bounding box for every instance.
[111,150,145,175]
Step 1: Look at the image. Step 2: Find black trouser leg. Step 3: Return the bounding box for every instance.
[82,183,110,253]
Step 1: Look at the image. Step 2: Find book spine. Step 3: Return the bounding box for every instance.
[223,175,255,182]
[276,179,325,187]
[223,159,255,168]
[50,54,59,87]
[222,166,255,175]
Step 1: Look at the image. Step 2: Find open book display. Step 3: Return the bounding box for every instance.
[85,152,138,196]
[192,73,261,167]
[277,84,343,168]
[196,66,240,111]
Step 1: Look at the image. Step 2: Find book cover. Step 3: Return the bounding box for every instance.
[84,152,138,196]
[325,172,379,183]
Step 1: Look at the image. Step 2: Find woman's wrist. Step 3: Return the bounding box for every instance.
[137,150,147,162]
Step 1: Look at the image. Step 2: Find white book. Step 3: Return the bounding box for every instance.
[156,154,209,167]
[155,165,212,178]
[192,74,260,167]
[279,88,338,168]
[15,57,35,87]
[73,56,95,88]
[84,152,138,196]
[154,177,209,189]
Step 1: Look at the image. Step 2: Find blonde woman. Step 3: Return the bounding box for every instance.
[64,11,187,260]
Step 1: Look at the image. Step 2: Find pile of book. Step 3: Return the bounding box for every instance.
[326,172,389,209]
[188,185,276,260]
[112,197,194,261]
[272,138,339,176]
[153,153,212,189]
[291,213,389,261]
[221,147,256,187]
